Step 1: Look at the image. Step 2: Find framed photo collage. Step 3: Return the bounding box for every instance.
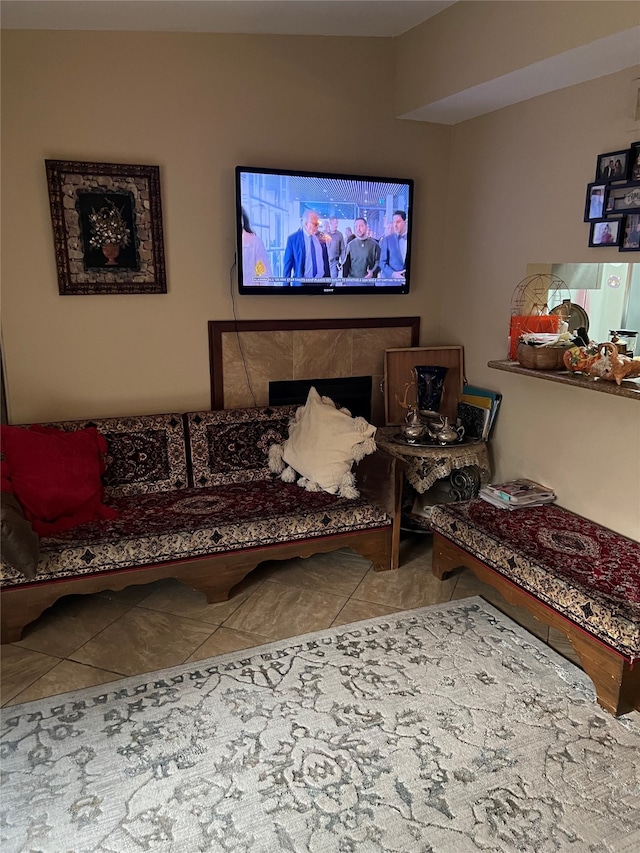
[584,141,640,252]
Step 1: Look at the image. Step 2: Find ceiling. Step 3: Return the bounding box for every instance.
[0,0,457,38]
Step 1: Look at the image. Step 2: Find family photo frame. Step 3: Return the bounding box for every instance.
[605,183,640,215]
[630,141,640,182]
[595,149,629,183]
[584,182,607,221]
[589,219,620,248]
[620,214,640,252]
[45,159,167,295]
[585,142,640,252]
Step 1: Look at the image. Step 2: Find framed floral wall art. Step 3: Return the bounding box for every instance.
[45,159,167,294]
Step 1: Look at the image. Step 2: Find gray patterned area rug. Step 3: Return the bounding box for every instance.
[2,597,639,853]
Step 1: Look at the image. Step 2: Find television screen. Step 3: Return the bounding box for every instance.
[236,166,413,295]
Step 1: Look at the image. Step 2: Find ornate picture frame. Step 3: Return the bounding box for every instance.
[45,159,167,295]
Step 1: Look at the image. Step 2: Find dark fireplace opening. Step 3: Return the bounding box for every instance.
[269,376,372,421]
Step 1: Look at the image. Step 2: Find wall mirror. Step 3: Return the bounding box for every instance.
[526,262,640,352]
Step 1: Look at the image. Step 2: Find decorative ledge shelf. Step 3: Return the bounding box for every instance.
[487,360,640,401]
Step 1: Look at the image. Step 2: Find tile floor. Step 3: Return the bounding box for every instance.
[1,533,582,708]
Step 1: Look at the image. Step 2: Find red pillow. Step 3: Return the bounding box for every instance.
[1,425,118,535]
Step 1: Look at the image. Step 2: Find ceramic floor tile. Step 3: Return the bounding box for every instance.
[1,645,61,706]
[5,659,123,707]
[137,578,257,625]
[331,599,399,627]
[352,562,456,610]
[14,594,137,658]
[260,549,370,596]
[2,534,601,705]
[70,608,216,676]
[186,627,273,662]
[223,580,348,640]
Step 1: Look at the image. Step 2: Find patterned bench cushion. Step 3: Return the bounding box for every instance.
[430,501,640,660]
[0,480,390,587]
[186,406,297,486]
[21,414,189,497]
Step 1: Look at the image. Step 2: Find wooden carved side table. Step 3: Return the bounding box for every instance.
[376,427,491,534]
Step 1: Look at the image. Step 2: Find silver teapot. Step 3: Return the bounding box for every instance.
[427,416,464,444]
[402,407,425,443]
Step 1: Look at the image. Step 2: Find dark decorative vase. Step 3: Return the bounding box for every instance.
[414,365,448,414]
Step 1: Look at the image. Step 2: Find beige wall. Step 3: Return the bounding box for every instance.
[443,66,640,538]
[0,30,449,422]
[2,22,640,539]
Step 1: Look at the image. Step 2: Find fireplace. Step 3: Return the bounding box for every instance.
[207,317,420,426]
[269,376,372,420]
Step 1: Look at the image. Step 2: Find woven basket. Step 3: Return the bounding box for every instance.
[516,343,568,370]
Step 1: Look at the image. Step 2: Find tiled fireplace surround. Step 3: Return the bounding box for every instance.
[209,318,420,424]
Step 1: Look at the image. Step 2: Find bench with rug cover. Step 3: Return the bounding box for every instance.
[430,499,640,716]
[1,399,399,643]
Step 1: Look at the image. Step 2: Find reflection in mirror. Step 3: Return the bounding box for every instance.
[525,262,639,353]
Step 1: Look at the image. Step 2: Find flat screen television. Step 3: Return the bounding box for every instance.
[236,166,413,295]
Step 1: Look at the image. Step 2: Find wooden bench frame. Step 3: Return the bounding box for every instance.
[2,448,403,646]
[2,526,393,645]
[432,532,640,717]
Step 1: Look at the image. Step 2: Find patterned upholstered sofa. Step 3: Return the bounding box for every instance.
[1,406,398,644]
[430,500,640,716]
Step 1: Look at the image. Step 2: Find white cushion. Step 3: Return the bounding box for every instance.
[279,387,376,496]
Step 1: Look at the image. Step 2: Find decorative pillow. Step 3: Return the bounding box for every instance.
[268,386,376,497]
[0,425,118,535]
[42,414,189,496]
[1,492,40,579]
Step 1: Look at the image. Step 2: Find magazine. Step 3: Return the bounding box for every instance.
[479,487,556,510]
[484,478,555,504]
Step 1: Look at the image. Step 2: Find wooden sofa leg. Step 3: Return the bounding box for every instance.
[432,533,465,580]
[1,586,66,644]
[2,622,25,645]
[567,630,640,717]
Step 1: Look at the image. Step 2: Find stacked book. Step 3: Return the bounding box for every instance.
[479,478,556,511]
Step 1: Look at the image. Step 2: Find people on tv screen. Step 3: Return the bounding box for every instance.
[283,209,330,283]
[340,217,380,281]
[241,207,272,286]
[379,210,408,280]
